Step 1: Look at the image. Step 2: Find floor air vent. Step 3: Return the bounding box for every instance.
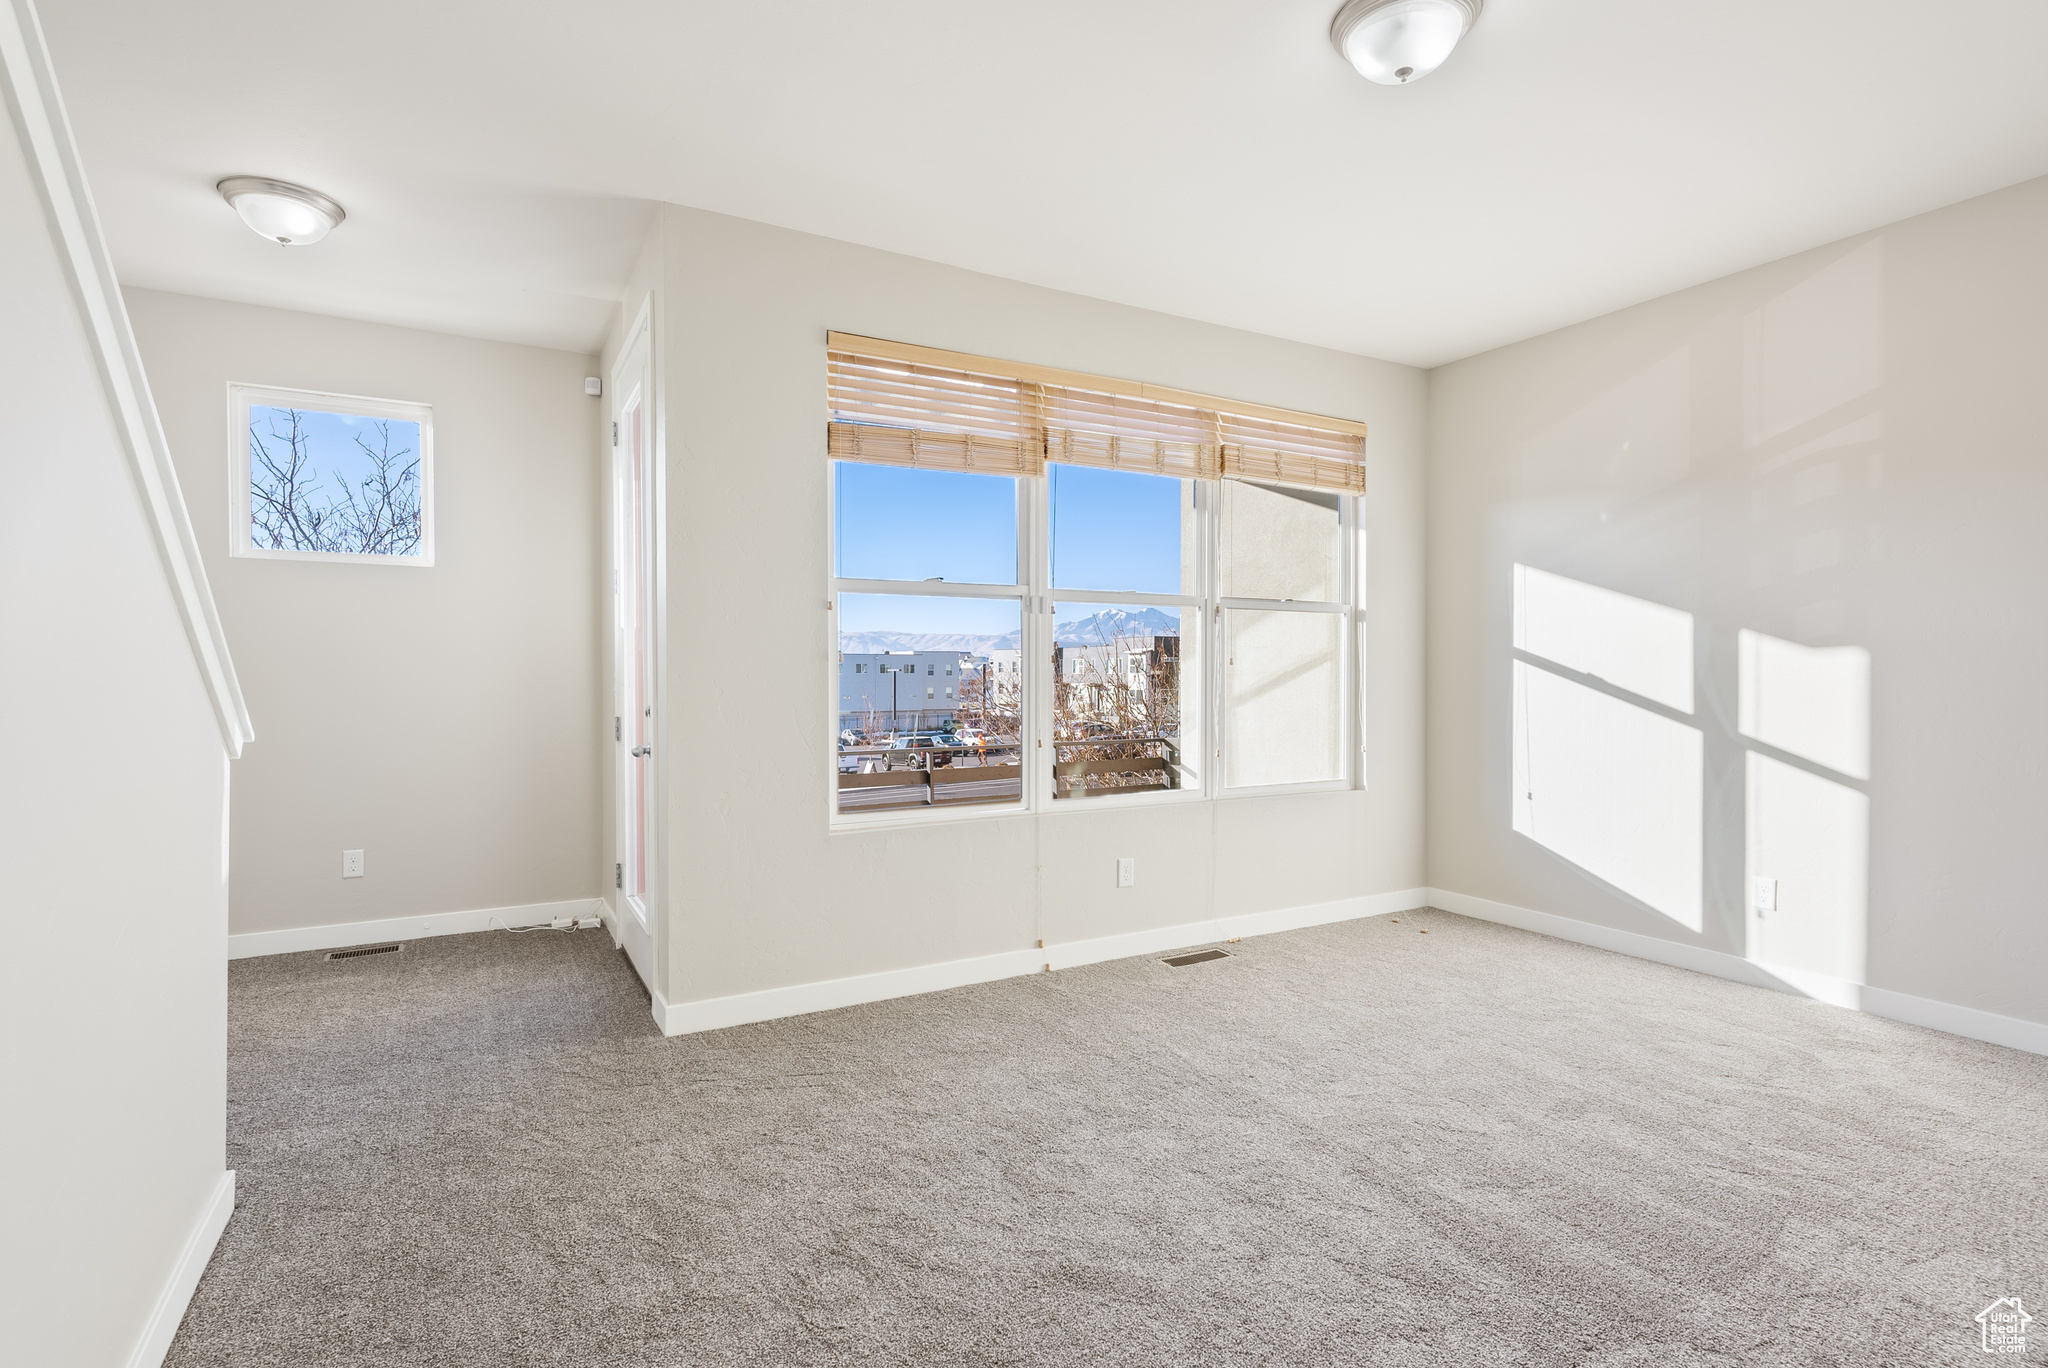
[1162,949,1230,967]
[326,943,403,961]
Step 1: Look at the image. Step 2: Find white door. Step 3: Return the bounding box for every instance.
[612,311,660,993]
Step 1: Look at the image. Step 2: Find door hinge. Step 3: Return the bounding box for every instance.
[614,715,622,741]
[615,863,623,889]
[612,421,619,447]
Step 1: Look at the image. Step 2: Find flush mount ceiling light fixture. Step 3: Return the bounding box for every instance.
[216,176,345,245]
[1330,0,1482,85]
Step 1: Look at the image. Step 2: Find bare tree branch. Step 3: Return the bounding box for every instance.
[248,410,420,556]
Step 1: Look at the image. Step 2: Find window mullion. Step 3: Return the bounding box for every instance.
[1196,475,1212,794]
[1044,589,1201,609]
[1217,597,1347,613]
[1025,471,1053,811]
[831,578,1026,600]
[1343,493,1358,788]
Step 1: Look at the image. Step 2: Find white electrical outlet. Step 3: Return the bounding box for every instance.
[1753,876,1777,913]
[1117,857,1135,888]
[342,849,365,879]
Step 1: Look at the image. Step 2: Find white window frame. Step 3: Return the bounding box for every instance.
[1213,479,1364,799]
[828,463,1363,829]
[228,382,435,567]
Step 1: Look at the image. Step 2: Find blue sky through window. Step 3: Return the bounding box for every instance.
[834,462,1184,604]
[248,405,423,556]
[1051,465,1184,594]
[834,463,1016,583]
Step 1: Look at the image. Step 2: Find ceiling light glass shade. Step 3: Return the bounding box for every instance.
[1330,0,1481,85]
[216,176,345,245]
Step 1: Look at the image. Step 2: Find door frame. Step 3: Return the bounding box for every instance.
[609,295,665,1002]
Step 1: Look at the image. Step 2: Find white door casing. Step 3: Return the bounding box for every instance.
[610,300,662,996]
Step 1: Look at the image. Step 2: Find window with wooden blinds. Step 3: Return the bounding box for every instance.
[1041,384,1220,481]
[825,333,1367,494]
[1219,413,1367,495]
[826,351,1043,476]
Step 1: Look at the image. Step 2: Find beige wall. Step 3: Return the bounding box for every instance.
[127,290,608,936]
[1427,174,2048,1027]
[0,106,230,1366]
[631,205,1428,1008]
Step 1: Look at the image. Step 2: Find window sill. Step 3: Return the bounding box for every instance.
[829,799,1032,833]
[828,777,1363,831]
[231,546,435,568]
[1216,779,1359,801]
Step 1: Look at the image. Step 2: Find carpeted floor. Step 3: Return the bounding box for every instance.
[168,909,2048,1367]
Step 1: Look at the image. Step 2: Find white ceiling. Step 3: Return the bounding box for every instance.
[42,0,2048,367]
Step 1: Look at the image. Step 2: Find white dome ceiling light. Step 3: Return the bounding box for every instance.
[216,176,345,245]
[1330,0,1482,85]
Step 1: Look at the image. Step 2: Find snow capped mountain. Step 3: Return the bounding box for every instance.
[835,630,1011,654]
[1049,606,1179,647]
[838,607,1179,656]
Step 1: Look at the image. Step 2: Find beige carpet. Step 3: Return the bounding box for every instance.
[168,908,2048,1366]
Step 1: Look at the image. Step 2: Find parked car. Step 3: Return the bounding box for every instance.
[840,729,893,775]
[887,733,956,767]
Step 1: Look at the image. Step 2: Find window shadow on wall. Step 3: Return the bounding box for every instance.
[1497,238,1883,998]
[1741,631,1871,1001]
[1513,568,1703,931]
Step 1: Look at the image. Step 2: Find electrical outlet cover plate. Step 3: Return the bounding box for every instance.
[1117,857,1135,888]
[1753,876,1777,912]
[342,849,365,879]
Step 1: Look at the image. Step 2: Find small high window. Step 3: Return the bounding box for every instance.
[230,383,434,565]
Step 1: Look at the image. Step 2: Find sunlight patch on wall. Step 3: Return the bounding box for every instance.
[1738,629,1871,779]
[1514,564,1694,712]
[1513,661,1703,931]
[1746,752,1869,987]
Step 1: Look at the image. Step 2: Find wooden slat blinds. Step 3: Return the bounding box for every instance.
[1220,412,1368,495]
[826,351,1044,476]
[826,333,1366,493]
[1042,383,1220,481]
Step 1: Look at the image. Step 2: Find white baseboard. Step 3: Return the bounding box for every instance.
[653,887,1430,1037]
[125,1170,234,1368]
[228,898,607,959]
[1427,887,2048,1058]
[653,948,1046,1036]
[1855,985,2048,1055]
[1423,888,1787,992]
[1045,887,1430,971]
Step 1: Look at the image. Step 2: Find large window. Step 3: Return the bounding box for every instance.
[229,384,433,565]
[827,336,1365,820]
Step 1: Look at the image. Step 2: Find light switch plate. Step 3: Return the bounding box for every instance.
[342,849,365,879]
